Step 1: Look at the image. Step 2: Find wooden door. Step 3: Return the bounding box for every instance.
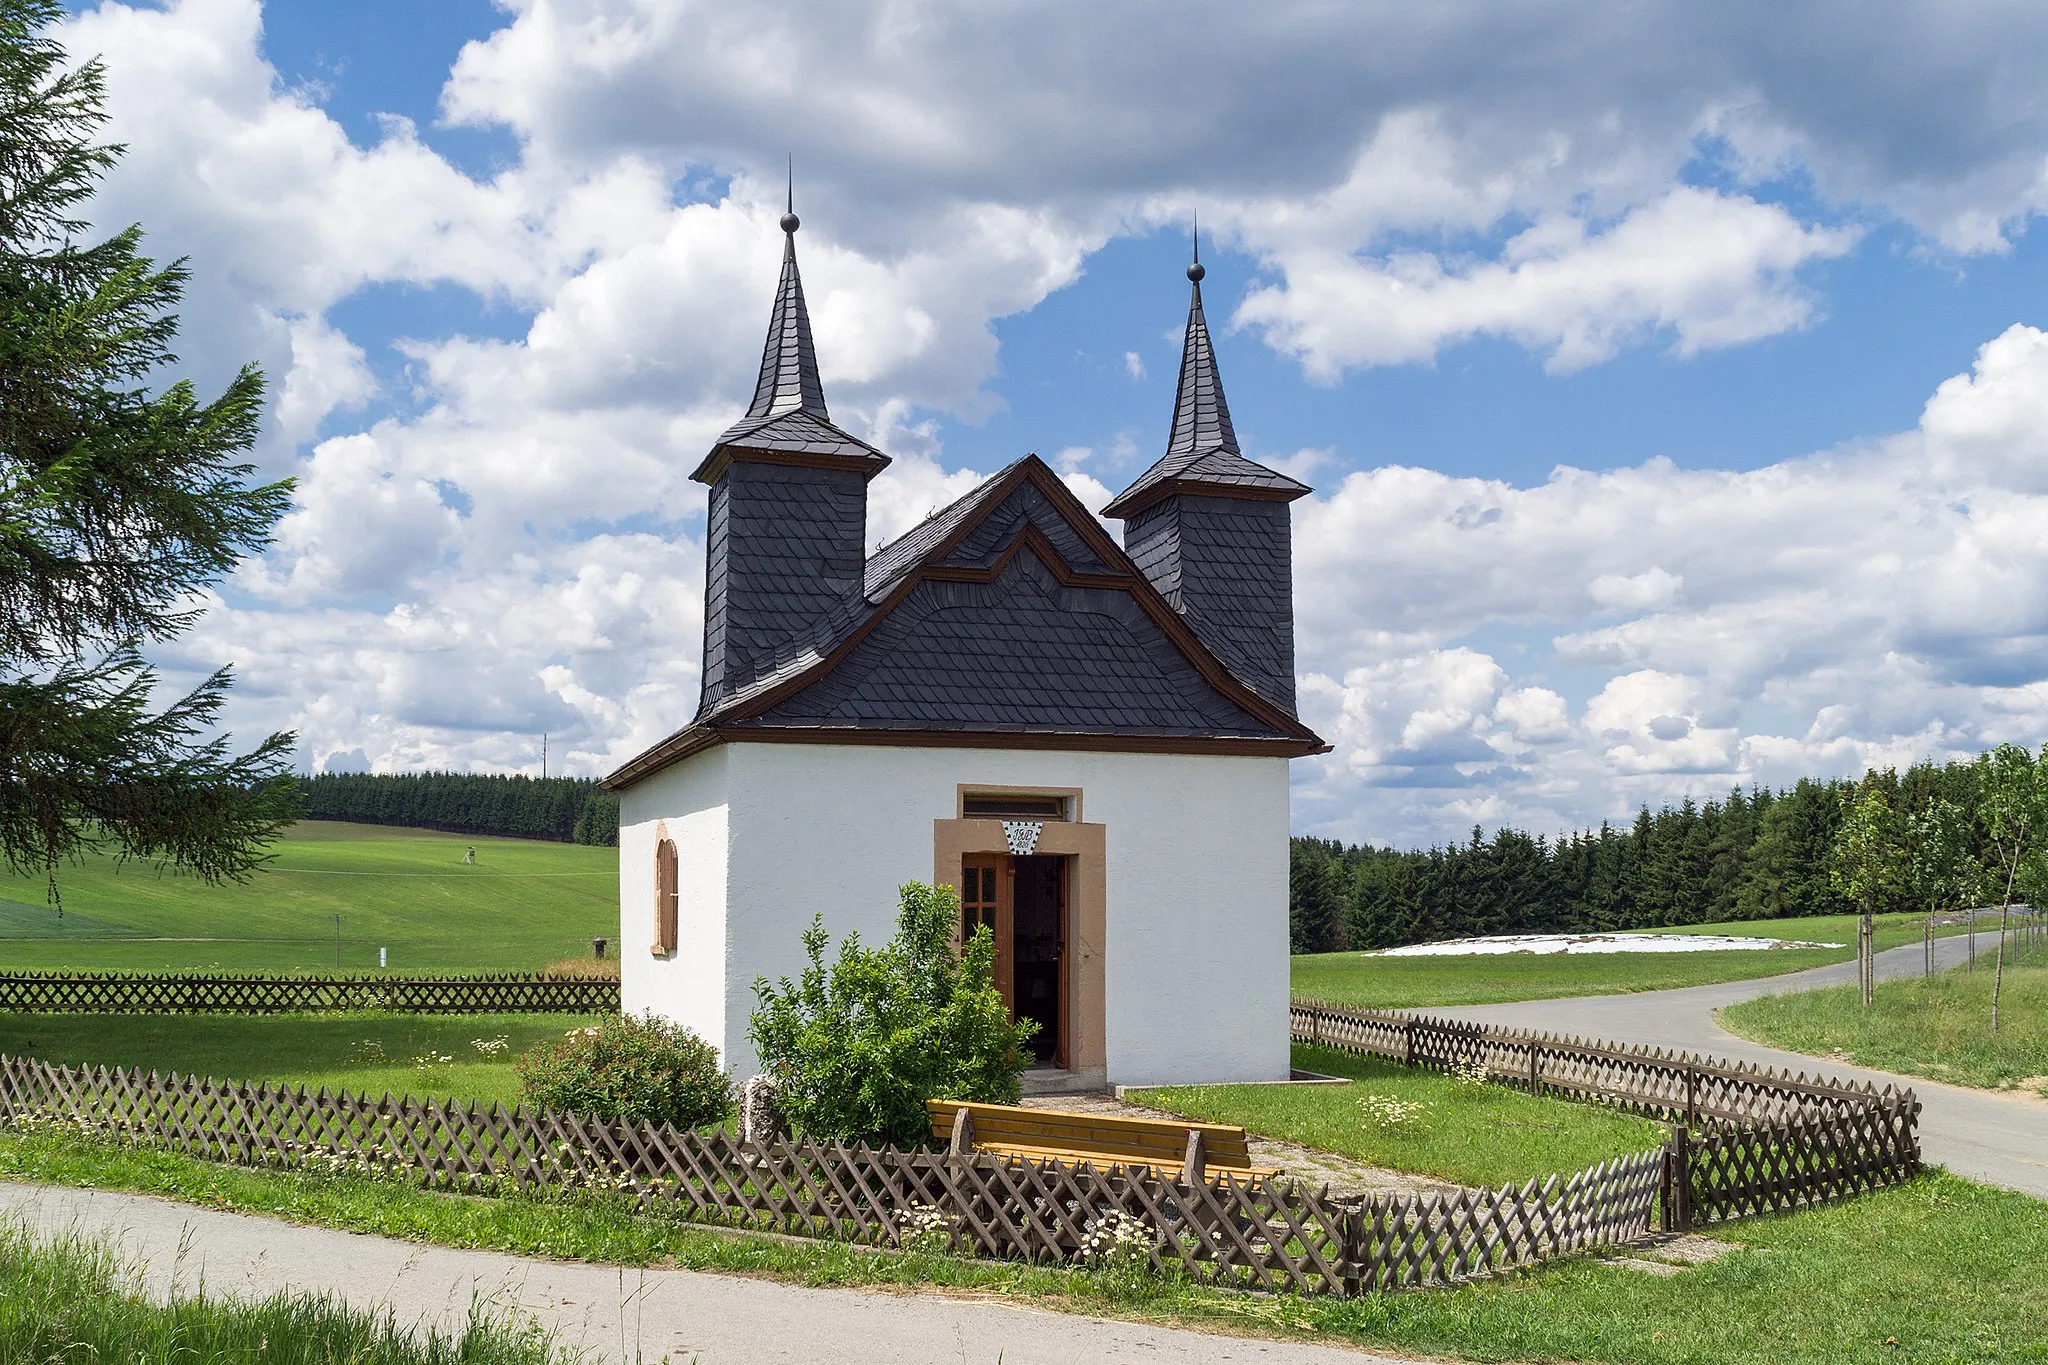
[960,855,1014,1012]
[1055,856,1070,1070]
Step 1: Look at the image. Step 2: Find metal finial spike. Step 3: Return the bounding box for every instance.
[780,156,799,234]
[1187,210,1205,283]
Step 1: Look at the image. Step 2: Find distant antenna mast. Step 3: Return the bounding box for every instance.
[542,732,548,780]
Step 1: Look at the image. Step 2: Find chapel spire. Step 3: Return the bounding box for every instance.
[744,174,830,421]
[1163,221,1240,465]
[1101,228,1305,520]
[691,176,889,486]
[691,180,889,718]
[1103,229,1311,715]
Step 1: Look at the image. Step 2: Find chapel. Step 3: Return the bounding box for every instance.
[603,205,1326,1088]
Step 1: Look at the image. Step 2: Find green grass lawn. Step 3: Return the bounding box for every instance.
[1292,912,1961,1010]
[1133,1042,1667,1188]
[0,1222,559,1365]
[2,1127,2038,1365]
[0,821,617,973]
[0,1012,588,1107]
[1720,937,2048,1091]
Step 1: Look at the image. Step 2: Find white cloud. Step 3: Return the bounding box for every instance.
[1238,188,1857,377]
[50,0,2048,852]
[1292,325,2048,845]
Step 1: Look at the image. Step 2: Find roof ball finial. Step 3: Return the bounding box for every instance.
[1188,210,1204,282]
[782,155,799,234]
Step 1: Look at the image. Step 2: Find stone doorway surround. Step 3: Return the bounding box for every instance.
[934,785,1105,1074]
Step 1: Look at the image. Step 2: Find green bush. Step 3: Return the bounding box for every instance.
[516,1013,731,1129]
[748,881,1035,1147]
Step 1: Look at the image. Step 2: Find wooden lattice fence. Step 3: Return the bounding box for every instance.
[0,972,618,1015]
[0,1002,1920,1294]
[0,1050,1666,1294]
[1292,999,1921,1231]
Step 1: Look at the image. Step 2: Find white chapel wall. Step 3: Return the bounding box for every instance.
[618,746,731,1062]
[712,742,1291,1084]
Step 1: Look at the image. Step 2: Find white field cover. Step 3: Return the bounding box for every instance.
[1373,932,1843,956]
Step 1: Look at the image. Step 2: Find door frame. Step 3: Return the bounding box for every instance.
[935,806,1104,1074]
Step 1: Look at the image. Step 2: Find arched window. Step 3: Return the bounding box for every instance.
[653,838,679,956]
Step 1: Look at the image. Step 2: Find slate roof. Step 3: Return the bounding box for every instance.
[691,225,889,480]
[605,455,1326,788]
[1101,275,1309,519]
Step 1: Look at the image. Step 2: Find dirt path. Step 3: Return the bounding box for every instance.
[1019,1092,1464,1200]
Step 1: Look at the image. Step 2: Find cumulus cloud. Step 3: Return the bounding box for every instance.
[1292,325,2048,844]
[49,0,2048,850]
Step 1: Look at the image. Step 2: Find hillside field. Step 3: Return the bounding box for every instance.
[1290,912,1968,1009]
[0,822,617,974]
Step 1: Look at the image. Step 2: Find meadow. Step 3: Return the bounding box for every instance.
[0,1012,585,1107]
[1722,935,2048,1091]
[0,821,617,974]
[1290,912,1962,1009]
[1135,1042,1666,1188]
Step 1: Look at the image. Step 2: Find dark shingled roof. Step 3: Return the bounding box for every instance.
[1101,276,1308,518]
[605,455,1325,788]
[691,227,889,480]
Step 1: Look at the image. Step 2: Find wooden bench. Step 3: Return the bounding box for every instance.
[925,1099,1279,1183]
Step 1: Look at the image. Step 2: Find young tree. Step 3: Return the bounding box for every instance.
[1908,796,1977,979]
[1828,775,1906,1006]
[0,0,297,897]
[1976,743,2045,1032]
[748,883,1034,1145]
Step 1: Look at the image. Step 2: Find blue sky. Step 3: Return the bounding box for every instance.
[59,0,2048,847]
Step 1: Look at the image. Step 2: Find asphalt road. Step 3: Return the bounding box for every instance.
[1433,927,2048,1199]
[0,1182,1427,1365]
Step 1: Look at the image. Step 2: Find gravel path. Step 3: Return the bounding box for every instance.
[1018,1092,1463,1200]
[1433,928,2048,1199]
[0,1181,1444,1365]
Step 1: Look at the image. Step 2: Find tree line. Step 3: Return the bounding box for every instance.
[300,772,619,846]
[1290,752,2028,954]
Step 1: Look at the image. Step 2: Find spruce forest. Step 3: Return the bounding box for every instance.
[1291,754,2017,953]
[299,772,619,845]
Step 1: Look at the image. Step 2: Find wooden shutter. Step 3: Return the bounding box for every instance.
[654,839,679,955]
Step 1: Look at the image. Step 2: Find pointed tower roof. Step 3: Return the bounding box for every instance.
[1102,237,1308,520]
[691,197,890,484]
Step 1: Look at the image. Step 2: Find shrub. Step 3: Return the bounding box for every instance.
[516,1013,732,1129]
[748,881,1036,1146]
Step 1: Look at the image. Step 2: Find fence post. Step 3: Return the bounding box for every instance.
[1404,1019,1417,1067]
[1339,1206,1364,1296]
[1311,1005,1322,1048]
[1669,1125,1693,1232]
[1685,1064,1698,1124]
[1528,1043,1540,1094]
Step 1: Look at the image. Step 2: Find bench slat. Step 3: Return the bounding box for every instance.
[927,1113,1249,1155]
[923,1099,1246,1141]
[925,1099,1263,1175]
[976,1139,1278,1179]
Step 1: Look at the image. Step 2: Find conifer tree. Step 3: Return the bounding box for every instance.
[0,0,296,894]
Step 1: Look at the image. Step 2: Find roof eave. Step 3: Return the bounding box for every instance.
[690,443,893,486]
[603,722,1330,789]
[1101,476,1311,521]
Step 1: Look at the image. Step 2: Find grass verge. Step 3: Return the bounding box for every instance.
[1720,937,2048,1092]
[1293,912,1964,1010]
[0,1127,2039,1363]
[0,1012,591,1107]
[1134,1043,1667,1188]
[0,1218,560,1364]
